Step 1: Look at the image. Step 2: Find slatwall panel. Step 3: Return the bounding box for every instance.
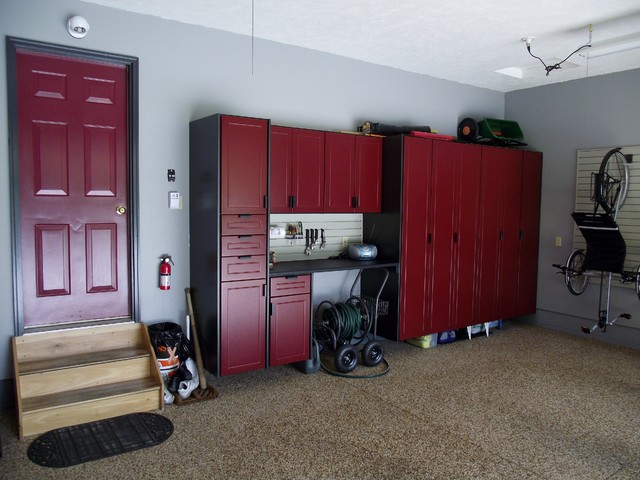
[269,213,363,262]
[574,146,640,273]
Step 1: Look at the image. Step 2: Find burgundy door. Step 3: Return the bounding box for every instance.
[269,294,311,367]
[497,150,524,319]
[428,142,457,333]
[325,132,355,212]
[354,136,382,213]
[291,129,325,212]
[269,126,293,213]
[220,115,268,214]
[399,137,432,340]
[516,151,543,315]
[16,50,131,328]
[220,279,266,375]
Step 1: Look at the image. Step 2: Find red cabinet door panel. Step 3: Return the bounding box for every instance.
[221,235,267,257]
[517,151,542,315]
[325,132,355,212]
[269,294,311,367]
[399,137,432,340]
[221,279,266,375]
[269,126,292,213]
[291,129,325,212]
[221,256,267,281]
[451,143,482,329]
[498,150,523,319]
[354,136,382,213]
[221,116,268,214]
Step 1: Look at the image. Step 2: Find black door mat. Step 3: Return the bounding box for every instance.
[27,412,173,468]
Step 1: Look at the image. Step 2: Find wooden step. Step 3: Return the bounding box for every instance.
[22,378,160,413]
[13,323,164,439]
[18,345,150,375]
[21,379,161,438]
[19,356,155,398]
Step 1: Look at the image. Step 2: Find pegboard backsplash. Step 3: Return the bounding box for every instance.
[270,213,363,261]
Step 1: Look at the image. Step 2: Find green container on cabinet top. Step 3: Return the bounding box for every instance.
[478,118,524,142]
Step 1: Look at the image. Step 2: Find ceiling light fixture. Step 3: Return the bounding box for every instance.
[524,24,592,76]
[67,15,89,39]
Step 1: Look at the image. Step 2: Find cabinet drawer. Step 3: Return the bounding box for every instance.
[221,235,266,257]
[221,255,267,281]
[270,275,311,297]
[221,215,267,236]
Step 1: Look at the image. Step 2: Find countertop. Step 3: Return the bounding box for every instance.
[269,257,399,277]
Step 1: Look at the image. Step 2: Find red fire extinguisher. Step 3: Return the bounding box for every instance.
[159,255,174,290]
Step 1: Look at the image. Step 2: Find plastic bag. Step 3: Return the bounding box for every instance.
[147,322,192,379]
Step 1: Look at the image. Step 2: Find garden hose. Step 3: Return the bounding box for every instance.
[320,357,389,379]
[313,299,389,378]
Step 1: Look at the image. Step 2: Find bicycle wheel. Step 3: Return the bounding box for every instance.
[635,265,640,301]
[565,249,588,295]
[598,148,630,216]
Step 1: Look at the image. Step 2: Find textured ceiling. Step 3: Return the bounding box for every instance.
[81,0,640,92]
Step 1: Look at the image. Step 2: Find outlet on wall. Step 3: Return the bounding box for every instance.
[342,237,349,248]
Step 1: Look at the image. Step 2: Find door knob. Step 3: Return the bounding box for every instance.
[116,205,127,215]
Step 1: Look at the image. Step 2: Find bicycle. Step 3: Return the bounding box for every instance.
[553,148,639,333]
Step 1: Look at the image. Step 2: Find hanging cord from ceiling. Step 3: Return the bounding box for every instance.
[251,0,254,75]
[525,24,592,76]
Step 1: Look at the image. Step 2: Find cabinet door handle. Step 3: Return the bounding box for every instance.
[427,233,432,244]
[284,275,299,279]
[290,195,296,208]
[264,195,268,208]
[238,255,252,260]
[499,231,504,241]
[352,196,359,208]
[453,232,458,243]
[519,229,524,239]
[239,214,252,218]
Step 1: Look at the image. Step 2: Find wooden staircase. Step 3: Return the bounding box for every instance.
[12,322,164,439]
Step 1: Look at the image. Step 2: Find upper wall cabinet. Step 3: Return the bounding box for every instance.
[270,126,325,213]
[220,116,269,214]
[325,133,382,213]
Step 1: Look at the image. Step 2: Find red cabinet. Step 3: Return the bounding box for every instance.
[365,135,541,342]
[269,276,311,367]
[477,147,524,323]
[397,138,481,339]
[220,116,268,214]
[190,114,269,377]
[428,141,481,333]
[221,279,267,375]
[325,133,382,213]
[270,126,325,213]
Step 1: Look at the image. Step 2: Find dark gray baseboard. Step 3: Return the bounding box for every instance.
[519,309,640,350]
[0,378,14,410]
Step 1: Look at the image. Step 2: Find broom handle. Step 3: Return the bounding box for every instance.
[185,288,207,389]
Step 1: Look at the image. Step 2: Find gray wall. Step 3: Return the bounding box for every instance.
[506,68,640,348]
[0,0,504,391]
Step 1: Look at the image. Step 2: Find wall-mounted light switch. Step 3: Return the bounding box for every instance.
[169,191,182,209]
[555,236,562,247]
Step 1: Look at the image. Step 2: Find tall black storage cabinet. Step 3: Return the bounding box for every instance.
[189,114,269,377]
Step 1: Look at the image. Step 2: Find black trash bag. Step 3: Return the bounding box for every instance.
[147,322,192,379]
